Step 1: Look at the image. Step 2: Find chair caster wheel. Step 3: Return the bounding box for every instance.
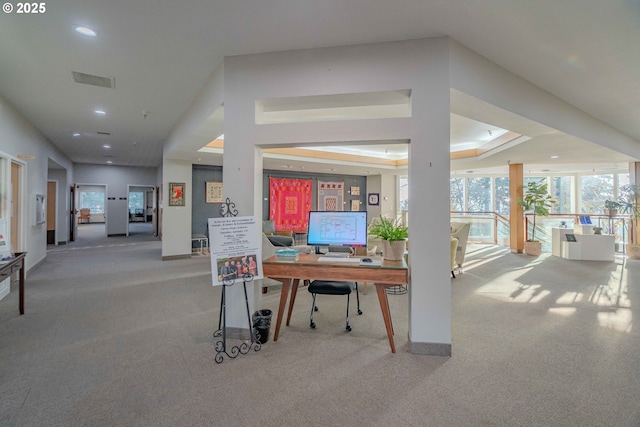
[346,326,352,332]
[314,306,319,312]
[310,322,316,329]
[357,309,363,315]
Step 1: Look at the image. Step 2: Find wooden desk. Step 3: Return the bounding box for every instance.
[0,252,27,315]
[262,254,409,353]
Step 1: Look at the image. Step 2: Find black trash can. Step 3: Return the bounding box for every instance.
[252,309,272,344]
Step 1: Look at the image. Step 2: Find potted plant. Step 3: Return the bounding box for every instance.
[615,184,640,258]
[516,179,557,256]
[368,216,408,260]
[604,199,620,217]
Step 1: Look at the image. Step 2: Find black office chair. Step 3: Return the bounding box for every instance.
[308,246,362,332]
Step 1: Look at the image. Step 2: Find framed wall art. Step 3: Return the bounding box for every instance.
[169,182,185,206]
[206,181,223,204]
[368,192,379,206]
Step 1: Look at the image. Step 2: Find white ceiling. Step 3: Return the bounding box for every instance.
[1,1,639,175]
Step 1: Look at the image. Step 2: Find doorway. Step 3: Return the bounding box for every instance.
[127,185,157,237]
[11,161,23,252]
[46,181,57,244]
[75,184,107,242]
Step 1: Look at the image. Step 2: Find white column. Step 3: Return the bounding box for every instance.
[407,48,452,356]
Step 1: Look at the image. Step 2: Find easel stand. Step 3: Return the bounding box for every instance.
[213,274,261,363]
[212,197,262,363]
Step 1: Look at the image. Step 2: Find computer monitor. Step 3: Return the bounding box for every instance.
[306,211,368,248]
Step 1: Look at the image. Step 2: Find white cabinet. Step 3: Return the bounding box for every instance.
[553,229,615,261]
[551,228,574,257]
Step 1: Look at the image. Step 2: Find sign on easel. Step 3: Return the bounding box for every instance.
[208,216,263,286]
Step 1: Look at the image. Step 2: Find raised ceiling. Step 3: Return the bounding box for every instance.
[1,1,638,174]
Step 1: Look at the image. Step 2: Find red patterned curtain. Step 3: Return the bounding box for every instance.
[269,178,313,231]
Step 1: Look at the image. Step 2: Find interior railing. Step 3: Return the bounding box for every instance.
[450,211,631,254]
[450,211,510,246]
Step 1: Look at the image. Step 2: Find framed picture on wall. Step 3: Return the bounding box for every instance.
[351,200,360,211]
[350,186,360,196]
[169,182,185,206]
[205,181,223,204]
[368,193,379,206]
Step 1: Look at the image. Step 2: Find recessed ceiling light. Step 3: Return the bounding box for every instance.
[94,110,106,115]
[73,133,80,137]
[550,155,559,159]
[75,26,96,37]
[103,144,111,149]
[106,160,113,164]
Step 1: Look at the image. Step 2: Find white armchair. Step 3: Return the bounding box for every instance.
[450,222,470,273]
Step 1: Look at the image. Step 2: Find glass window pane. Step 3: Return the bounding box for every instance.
[399,176,408,212]
[580,174,613,214]
[553,176,573,214]
[450,178,464,212]
[495,177,510,216]
[79,191,105,214]
[467,177,491,213]
[129,192,144,210]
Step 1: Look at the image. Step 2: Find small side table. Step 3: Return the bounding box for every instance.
[0,252,27,314]
[191,234,209,254]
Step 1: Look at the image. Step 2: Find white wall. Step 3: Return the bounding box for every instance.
[0,95,73,273]
[74,164,157,235]
[161,158,192,258]
[161,65,224,258]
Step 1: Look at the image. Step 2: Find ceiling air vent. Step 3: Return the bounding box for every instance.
[97,131,111,136]
[71,71,115,89]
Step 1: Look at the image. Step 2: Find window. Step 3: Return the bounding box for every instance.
[467,177,491,213]
[580,174,613,213]
[129,192,144,211]
[495,177,510,216]
[450,178,464,212]
[399,176,408,212]
[553,176,573,214]
[79,191,105,214]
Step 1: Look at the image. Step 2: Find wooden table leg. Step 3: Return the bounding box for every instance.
[286,279,300,326]
[273,278,292,341]
[375,283,396,353]
[384,288,394,335]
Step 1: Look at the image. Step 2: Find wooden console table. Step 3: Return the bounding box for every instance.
[262,254,409,353]
[0,252,27,315]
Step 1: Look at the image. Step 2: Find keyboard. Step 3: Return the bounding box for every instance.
[323,252,350,258]
[317,256,361,263]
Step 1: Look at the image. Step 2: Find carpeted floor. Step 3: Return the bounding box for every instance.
[1,234,638,426]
